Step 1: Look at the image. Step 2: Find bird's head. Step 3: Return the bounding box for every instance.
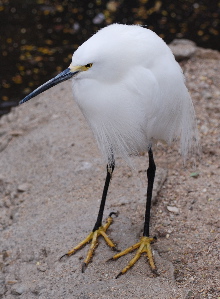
[19,62,92,105]
[19,24,156,105]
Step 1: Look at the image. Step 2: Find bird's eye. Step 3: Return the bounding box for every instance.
[85,63,93,69]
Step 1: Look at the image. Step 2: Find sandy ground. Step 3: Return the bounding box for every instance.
[0,46,219,299]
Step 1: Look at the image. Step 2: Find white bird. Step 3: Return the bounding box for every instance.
[19,24,198,277]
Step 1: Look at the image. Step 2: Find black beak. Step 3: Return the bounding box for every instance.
[19,68,78,105]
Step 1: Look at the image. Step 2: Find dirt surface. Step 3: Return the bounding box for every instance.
[0,45,219,299]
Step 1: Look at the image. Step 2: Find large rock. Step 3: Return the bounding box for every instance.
[169,39,197,60]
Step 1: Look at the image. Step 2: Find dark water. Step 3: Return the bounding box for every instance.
[0,0,219,116]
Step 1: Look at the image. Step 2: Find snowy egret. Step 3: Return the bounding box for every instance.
[19,24,198,277]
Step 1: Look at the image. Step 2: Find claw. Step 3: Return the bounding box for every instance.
[115,272,123,279]
[152,268,160,276]
[106,257,114,263]
[60,216,117,270]
[112,236,157,277]
[59,253,68,261]
[112,247,120,252]
[109,211,119,218]
[82,262,87,273]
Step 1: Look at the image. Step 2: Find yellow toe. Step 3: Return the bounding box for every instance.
[113,236,157,277]
[61,215,117,271]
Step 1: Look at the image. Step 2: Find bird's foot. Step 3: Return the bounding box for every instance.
[111,236,158,278]
[60,213,117,272]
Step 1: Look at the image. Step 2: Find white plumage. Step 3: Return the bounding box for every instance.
[71,24,198,163]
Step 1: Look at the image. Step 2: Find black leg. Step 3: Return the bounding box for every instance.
[110,149,158,277]
[92,160,115,232]
[143,148,156,237]
[60,157,116,269]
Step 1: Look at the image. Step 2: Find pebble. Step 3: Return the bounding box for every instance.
[167,206,180,214]
[200,124,209,135]
[156,227,167,237]
[169,39,196,61]
[3,198,11,208]
[77,161,93,171]
[17,183,31,192]
[31,283,45,296]
[202,91,212,100]
[10,191,18,200]
[10,209,19,221]
[37,262,48,272]
[11,284,26,295]
[21,252,35,262]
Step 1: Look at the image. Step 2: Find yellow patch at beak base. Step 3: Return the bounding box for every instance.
[69,63,93,73]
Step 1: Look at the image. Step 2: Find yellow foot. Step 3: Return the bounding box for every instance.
[60,213,117,272]
[111,236,158,278]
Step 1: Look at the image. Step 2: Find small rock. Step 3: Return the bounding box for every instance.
[31,283,45,296]
[3,198,11,208]
[17,183,31,192]
[2,250,10,260]
[200,124,209,135]
[77,161,93,171]
[156,227,167,237]
[11,284,26,295]
[202,91,212,100]
[174,270,185,283]
[37,262,48,272]
[169,39,196,61]
[167,206,180,214]
[10,208,19,221]
[21,251,35,262]
[10,191,18,200]
[185,290,194,298]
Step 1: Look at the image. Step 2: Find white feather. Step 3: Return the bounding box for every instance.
[71,24,199,164]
